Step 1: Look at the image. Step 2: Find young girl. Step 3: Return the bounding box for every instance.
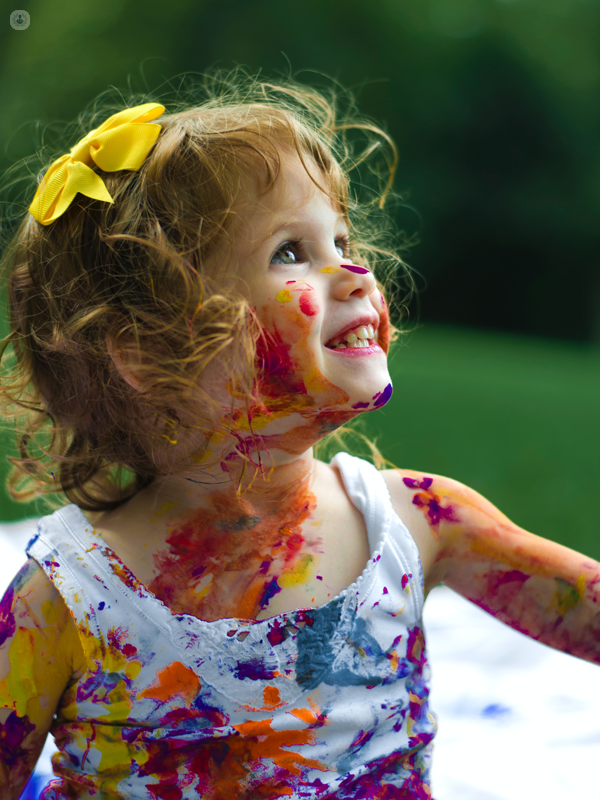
[0,73,598,800]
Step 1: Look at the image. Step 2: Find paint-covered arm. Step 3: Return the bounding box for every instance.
[0,558,86,799]
[387,470,600,664]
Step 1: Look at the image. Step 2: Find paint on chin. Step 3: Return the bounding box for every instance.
[373,383,393,408]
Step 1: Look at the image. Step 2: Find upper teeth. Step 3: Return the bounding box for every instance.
[329,324,376,349]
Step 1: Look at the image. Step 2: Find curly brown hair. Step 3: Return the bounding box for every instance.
[0,69,412,513]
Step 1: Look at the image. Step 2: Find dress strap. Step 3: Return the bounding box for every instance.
[330,452,394,555]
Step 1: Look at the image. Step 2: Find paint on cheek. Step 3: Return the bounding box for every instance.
[378,305,391,355]
[0,711,35,766]
[341,264,370,275]
[255,327,307,398]
[321,266,341,273]
[351,402,370,410]
[372,383,393,408]
[0,587,16,647]
[276,289,293,303]
[298,289,319,317]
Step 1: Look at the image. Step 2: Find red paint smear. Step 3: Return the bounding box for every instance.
[298,290,318,317]
[255,326,307,400]
[491,569,531,588]
[378,305,391,355]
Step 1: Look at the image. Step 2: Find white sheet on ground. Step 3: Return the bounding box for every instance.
[1,519,599,799]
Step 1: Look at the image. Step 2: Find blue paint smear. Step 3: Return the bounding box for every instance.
[295,603,411,690]
[482,703,511,719]
[259,576,281,609]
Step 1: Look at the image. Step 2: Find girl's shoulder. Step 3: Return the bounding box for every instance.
[0,558,87,791]
[1,557,86,672]
[379,466,517,595]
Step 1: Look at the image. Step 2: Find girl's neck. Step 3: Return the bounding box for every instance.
[144,447,317,519]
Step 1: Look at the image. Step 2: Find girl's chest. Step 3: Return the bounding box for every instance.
[94,478,372,623]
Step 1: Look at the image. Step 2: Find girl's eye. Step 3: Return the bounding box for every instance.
[271,242,304,266]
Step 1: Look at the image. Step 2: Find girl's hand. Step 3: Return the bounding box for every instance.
[0,559,86,799]
[384,471,600,664]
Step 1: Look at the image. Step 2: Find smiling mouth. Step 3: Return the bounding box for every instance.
[326,323,377,350]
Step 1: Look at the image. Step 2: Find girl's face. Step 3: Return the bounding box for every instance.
[223,152,392,421]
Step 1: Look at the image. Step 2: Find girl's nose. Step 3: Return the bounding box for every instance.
[329,263,377,300]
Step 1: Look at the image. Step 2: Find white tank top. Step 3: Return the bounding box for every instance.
[28,453,437,798]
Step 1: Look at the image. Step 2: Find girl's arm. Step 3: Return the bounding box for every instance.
[384,470,600,664]
[0,559,86,799]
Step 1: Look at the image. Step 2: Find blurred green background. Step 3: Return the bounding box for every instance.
[1,0,599,558]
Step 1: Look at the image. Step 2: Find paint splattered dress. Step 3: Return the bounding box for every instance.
[27,453,437,799]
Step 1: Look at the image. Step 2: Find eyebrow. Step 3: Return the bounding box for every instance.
[269,215,348,240]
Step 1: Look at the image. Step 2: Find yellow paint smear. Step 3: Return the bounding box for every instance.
[125,660,142,680]
[156,500,178,516]
[278,555,314,588]
[321,266,341,273]
[41,598,60,627]
[276,289,293,303]
[0,629,38,716]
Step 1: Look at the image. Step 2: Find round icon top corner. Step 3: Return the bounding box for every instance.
[10,10,30,30]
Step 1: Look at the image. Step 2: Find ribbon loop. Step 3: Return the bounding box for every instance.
[29,102,165,226]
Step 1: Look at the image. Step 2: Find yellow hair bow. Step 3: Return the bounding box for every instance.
[29,102,165,226]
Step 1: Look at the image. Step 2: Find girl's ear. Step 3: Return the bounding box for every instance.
[106,335,145,392]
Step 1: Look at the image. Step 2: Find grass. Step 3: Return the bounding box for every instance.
[2,323,599,560]
[362,325,600,561]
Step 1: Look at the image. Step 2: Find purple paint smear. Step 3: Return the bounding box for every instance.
[413,494,456,527]
[259,576,282,609]
[0,711,35,766]
[0,587,16,647]
[403,477,433,491]
[234,658,278,681]
[373,383,393,408]
[341,264,370,275]
[351,402,370,410]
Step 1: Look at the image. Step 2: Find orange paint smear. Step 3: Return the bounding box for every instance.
[231,717,327,776]
[139,660,201,707]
